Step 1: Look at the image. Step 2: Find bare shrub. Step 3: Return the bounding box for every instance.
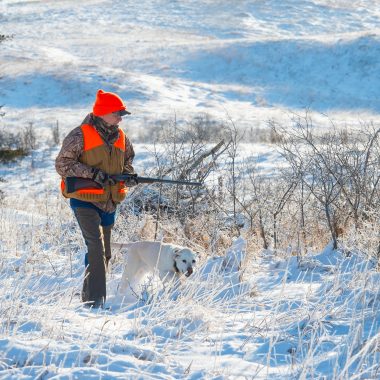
[0,110,28,162]
[340,210,380,261]
[137,113,226,143]
[21,122,38,152]
[185,113,226,143]
[121,112,379,262]
[51,120,60,146]
[0,34,13,43]
[119,116,233,256]
[272,114,380,253]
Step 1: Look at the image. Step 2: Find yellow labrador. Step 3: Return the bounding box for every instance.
[114,241,197,294]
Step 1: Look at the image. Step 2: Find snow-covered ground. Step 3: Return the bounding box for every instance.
[1,1,380,379]
[1,169,380,379]
[0,144,378,379]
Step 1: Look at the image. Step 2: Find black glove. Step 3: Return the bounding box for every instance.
[92,169,116,187]
[124,173,139,187]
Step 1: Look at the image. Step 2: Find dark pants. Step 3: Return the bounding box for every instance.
[71,201,116,306]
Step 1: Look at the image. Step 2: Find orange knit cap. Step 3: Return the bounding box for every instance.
[92,89,131,116]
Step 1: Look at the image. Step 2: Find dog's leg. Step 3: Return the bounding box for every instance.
[118,249,141,294]
[118,264,130,295]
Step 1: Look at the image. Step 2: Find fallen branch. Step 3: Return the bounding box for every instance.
[179,140,227,180]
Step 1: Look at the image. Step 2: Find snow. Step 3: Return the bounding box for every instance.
[1,0,380,138]
[1,146,380,378]
[0,200,380,379]
[1,0,380,379]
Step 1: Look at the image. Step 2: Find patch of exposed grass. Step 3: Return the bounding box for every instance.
[0,148,28,163]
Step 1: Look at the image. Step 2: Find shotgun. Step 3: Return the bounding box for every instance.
[65,174,202,194]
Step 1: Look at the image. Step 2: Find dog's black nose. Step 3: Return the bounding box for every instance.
[186,267,193,276]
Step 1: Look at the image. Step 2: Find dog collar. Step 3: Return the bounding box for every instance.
[173,261,180,273]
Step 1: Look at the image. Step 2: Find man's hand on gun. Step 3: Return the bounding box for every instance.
[91,169,117,187]
[92,169,139,188]
[122,172,139,187]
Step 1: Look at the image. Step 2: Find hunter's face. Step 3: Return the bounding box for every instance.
[100,112,122,126]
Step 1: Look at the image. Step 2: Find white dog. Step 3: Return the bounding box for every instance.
[115,241,197,295]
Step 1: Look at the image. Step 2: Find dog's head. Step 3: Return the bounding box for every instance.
[173,247,197,277]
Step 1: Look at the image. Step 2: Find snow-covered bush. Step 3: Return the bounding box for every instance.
[273,116,379,253]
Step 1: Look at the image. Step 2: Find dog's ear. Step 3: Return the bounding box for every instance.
[173,247,182,258]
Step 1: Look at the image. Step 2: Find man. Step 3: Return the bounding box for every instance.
[56,89,136,308]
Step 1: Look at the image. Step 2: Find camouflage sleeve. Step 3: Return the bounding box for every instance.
[55,127,94,179]
[123,134,135,174]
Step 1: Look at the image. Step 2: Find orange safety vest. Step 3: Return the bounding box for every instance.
[60,124,128,203]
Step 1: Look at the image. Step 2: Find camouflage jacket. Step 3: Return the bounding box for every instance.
[55,113,135,213]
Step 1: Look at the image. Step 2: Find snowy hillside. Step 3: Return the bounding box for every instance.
[1,0,380,136]
[1,1,380,379]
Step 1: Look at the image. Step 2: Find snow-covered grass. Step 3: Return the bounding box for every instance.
[0,145,379,379]
[1,192,380,379]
